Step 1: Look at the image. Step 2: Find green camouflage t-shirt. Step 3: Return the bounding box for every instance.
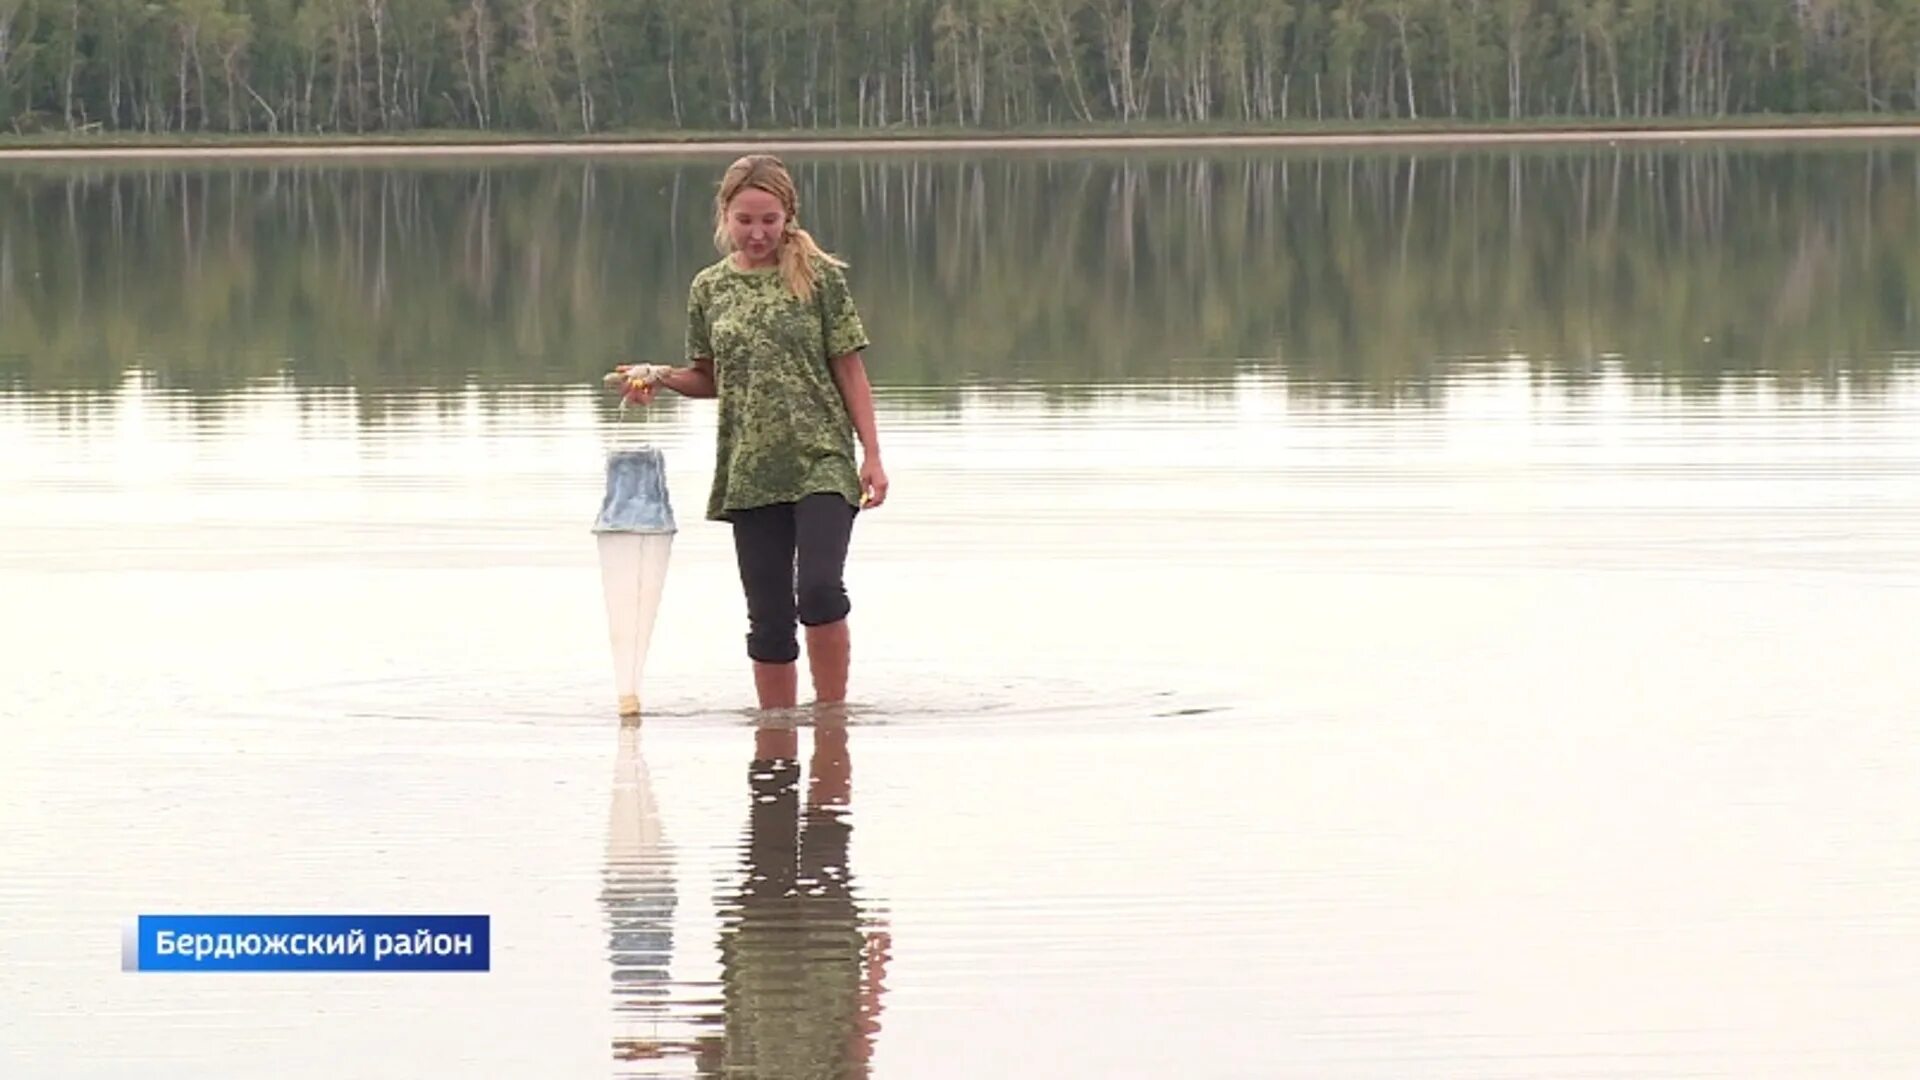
[686,255,870,522]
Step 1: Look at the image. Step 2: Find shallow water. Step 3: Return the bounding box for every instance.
[4,148,1920,1079]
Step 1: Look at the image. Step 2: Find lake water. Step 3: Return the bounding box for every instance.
[4,145,1920,1079]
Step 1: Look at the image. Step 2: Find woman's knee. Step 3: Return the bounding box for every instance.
[739,563,798,653]
[796,578,850,626]
[792,495,854,626]
[732,505,799,661]
[746,619,800,664]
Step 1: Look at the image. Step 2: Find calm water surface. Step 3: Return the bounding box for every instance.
[3,147,1920,1079]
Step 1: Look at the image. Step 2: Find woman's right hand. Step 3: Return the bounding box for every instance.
[624,377,659,406]
[610,364,673,405]
[616,359,715,401]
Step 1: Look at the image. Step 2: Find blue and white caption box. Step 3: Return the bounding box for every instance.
[123,915,490,972]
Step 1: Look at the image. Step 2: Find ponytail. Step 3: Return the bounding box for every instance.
[779,225,846,303]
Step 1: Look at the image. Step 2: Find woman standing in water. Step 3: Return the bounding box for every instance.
[624,154,887,710]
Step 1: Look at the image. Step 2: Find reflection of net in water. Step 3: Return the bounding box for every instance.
[602,724,690,1064]
[594,447,676,719]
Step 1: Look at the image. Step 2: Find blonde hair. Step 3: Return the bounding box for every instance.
[712,154,846,302]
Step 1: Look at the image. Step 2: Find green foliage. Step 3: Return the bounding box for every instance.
[1,0,1919,136]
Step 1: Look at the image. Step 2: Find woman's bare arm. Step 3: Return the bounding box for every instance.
[829,351,888,507]
[646,358,716,400]
[828,352,880,460]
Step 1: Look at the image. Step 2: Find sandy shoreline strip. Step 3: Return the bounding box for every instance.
[2,124,1918,160]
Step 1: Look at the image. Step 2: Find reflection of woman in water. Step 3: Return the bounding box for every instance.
[699,716,890,1078]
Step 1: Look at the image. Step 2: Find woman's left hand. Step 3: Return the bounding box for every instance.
[860,456,889,509]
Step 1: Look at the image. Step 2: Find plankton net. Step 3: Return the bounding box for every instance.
[592,445,676,718]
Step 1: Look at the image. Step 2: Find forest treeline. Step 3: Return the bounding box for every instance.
[0,0,1917,137]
